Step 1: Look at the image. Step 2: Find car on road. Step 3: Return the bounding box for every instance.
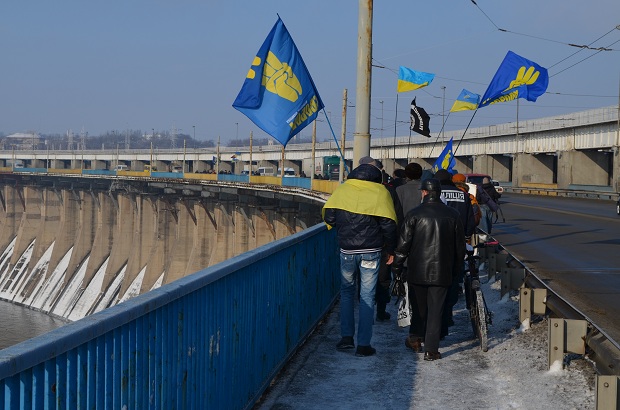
[617,197,620,216]
[463,173,491,185]
[492,180,504,196]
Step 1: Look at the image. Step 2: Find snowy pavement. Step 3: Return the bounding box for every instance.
[256,269,596,409]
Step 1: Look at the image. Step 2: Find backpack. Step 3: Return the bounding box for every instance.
[477,185,499,212]
[469,193,482,226]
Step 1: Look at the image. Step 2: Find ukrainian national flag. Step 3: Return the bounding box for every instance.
[479,51,549,108]
[397,66,435,92]
[432,137,455,173]
[232,18,324,147]
[450,89,480,112]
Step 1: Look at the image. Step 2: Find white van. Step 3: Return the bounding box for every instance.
[257,166,275,176]
[114,164,129,171]
[278,167,296,177]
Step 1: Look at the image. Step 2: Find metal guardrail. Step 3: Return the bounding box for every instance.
[478,237,620,409]
[0,224,340,409]
[506,187,619,202]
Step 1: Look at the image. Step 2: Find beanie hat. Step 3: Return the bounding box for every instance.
[358,156,376,165]
[434,169,453,184]
[404,163,423,180]
[452,173,466,183]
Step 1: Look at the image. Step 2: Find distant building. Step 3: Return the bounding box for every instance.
[1,132,42,150]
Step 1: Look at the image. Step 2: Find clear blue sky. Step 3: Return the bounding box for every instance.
[1,1,618,144]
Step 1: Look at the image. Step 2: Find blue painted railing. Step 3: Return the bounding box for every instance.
[0,224,339,409]
[217,174,250,183]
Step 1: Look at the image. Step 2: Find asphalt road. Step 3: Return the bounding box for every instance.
[490,193,620,345]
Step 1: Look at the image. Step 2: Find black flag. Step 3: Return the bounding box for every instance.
[410,98,431,137]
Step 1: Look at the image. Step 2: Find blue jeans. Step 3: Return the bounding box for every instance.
[339,251,381,347]
[479,204,493,234]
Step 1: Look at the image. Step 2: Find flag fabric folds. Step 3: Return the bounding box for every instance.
[479,51,549,108]
[232,18,324,147]
[410,98,431,137]
[450,89,480,112]
[432,137,455,173]
[397,66,435,92]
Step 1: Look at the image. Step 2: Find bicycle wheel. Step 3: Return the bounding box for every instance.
[475,289,489,352]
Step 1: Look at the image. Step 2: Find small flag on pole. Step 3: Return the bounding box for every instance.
[232,18,324,147]
[450,89,480,112]
[432,137,455,173]
[410,98,431,137]
[397,66,435,92]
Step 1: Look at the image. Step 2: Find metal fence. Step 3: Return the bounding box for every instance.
[0,224,340,409]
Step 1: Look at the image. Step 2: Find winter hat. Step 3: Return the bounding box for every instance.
[358,156,376,165]
[452,173,466,183]
[404,163,423,180]
[434,169,453,184]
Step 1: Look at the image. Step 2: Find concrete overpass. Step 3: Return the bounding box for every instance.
[1,105,618,190]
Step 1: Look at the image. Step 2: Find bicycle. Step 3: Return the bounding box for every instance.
[463,242,494,352]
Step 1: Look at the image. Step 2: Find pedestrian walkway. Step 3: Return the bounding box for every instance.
[255,273,596,409]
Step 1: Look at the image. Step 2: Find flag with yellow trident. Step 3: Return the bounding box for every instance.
[432,137,455,173]
[233,17,324,147]
[479,51,548,108]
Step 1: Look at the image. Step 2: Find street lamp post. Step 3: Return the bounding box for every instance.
[441,86,446,145]
[379,100,384,158]
[235,122,239,140]
[193,125,195,141]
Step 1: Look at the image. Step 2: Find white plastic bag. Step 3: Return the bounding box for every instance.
[397,286,412,327]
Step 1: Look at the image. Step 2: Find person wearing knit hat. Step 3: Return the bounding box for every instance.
[452,173,466,183]
[433,168,476,339]
[453,174,482,227]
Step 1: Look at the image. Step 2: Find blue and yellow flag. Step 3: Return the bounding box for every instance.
[450,89,480,112]
[397,66,435,92]
[479,51,549,108]
[233,18,324,146]
[432,137,455,173]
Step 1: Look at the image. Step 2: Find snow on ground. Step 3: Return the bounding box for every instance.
[256,273,596,410]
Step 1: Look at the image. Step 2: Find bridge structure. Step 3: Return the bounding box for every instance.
[1,105,619,192]
[0,105,619,408]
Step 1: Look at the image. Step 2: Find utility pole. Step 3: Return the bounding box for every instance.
[441,86,446,145]
[339,89,348,182]
[352,0,373,166]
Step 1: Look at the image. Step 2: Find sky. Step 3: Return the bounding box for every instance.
[1,1,619,145]
[256,262,596,409]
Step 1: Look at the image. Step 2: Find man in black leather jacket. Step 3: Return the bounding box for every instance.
[391,178,465,361]
[323,164,398,357]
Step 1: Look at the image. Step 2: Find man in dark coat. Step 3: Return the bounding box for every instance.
[434,169,476,337]
[322,164,398,357]
[391,178,465,361]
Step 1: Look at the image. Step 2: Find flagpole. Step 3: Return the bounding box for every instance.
[428,111,451,158]
[453,108,478,155]
[249,130,253,177]
[406,128,412,163]
[393,93,399,159]
[323,109,350,174]
[311,120,316,183]
[339,88,348,182]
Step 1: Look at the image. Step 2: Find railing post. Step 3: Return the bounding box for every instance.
[548,318,587,369]
[519,287,547,324]
[500,266,526,298]
[596,375,619,410]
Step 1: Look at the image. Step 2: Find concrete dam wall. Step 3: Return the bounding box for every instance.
[0,174,324,321]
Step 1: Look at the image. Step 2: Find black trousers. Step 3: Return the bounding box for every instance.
[375,251,392,312]
[408,284,448,353]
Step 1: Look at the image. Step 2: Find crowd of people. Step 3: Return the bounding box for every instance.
[322,156,500,360]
